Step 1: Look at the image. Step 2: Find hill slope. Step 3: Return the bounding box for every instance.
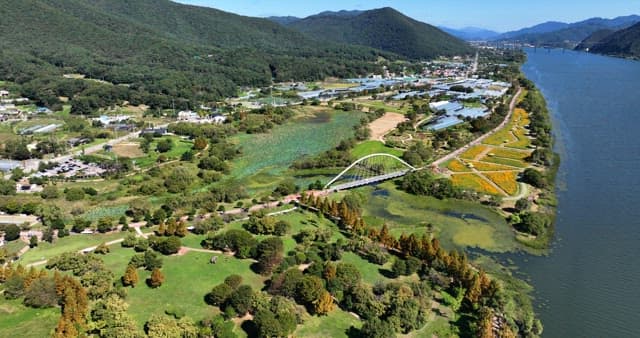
[575,29,615,50]
[0,0,390,111]
[496,16,640,47]
[587,22,640,58]
[287,7,472,59]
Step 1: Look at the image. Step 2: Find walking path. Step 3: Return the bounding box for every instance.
[432,87,523,168]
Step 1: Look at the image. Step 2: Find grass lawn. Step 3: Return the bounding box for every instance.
[480,155,528,168]
[451,173,502,196]
[340,252,391,285]
[294,309,361,337]
[359,182,518,252]
[0,298,59,338]
[18,232,125,266]
[125,251,265,328]
[351,140,403,159]
[489,147,531,160]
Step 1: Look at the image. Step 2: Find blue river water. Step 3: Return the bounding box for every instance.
[518,48,640,337]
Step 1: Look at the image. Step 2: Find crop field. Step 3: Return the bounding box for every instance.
[230,110,362,179]
[446,158,472,172]
[484,171,519,195]
[351,140,403,158]
[451,173,501,195]
[459,144,489,160]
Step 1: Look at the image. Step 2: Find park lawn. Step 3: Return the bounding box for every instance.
[353,100,408,114]
[446,158,472,172]
[484,171,519,196]
[509,127,532,149]
[480,155,528,168]
[125,251,265,329]
[399,315,457,338]
[351,140,403,159]
[359,182,517,252]
[0,298,59,338]
[468,160,518,171]
[489,147,531,160]
[451,173,502,196]
[340,252,391,286]
[18,232,125,266]
[83,204,130,222]
[133,136,193,168]
[3,240,27,255]
[459,144,489,160]
[294,308,361,337]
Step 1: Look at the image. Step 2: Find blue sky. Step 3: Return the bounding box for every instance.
[176,0,639,32]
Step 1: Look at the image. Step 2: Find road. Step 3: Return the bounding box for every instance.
[22,124,168,172]
[431,87,523,168]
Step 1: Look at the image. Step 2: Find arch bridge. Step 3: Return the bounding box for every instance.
[324,153,417,191]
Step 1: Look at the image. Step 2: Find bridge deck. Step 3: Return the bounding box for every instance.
[330,169,412,191]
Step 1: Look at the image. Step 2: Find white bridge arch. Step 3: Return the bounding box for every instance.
[324,153,417,191]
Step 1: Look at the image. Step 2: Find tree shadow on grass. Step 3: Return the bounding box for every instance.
[241,319,259,337]
[378,268,396,279]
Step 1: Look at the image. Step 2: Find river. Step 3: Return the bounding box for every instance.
[518,49,640,337]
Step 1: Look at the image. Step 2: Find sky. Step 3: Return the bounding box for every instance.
[176,0,640,32]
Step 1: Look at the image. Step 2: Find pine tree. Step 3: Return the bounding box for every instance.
[166,218,177,236]
[148,268,164,288]
[122,265,139,287]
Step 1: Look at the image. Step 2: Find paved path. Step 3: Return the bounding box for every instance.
[432,87,523,168]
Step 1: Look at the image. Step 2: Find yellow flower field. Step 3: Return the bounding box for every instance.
[484,171,519,195]
[459,145,489,160]
[467,161,518,171]
[451,173,502,195]
[447,158,472,172]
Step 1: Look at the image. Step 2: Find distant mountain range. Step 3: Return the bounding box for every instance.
[439,27,501,41]
[578,22,640,59]
[270,7,472,60]
[495,15,640,48]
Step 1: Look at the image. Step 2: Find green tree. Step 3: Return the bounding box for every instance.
[23,277,58,308]
[90,294,143,338]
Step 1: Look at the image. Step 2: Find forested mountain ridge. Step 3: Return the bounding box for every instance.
[495,15,640,48]
[285,7,473,60]
[575,29,615,50]
[585,22,640,58]
[0,0,392,112]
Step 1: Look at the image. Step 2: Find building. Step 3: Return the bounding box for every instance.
[177,110,199,121]
[0,159,22,172]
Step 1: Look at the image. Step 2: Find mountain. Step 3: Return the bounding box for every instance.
[440,26,501,41]
[498,22,570,40]
[267,16,301,25]
[285,7,473,60]
[496,15,640,47]
[587,22,640,58]
[575,29,615,50]
[0,0,391,111]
